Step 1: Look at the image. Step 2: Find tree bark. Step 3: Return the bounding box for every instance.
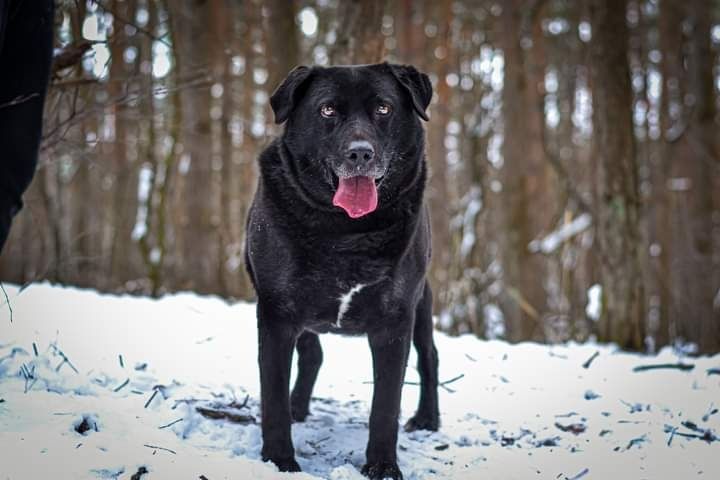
[590,0,645,350]
[499,0,553,342]
[328,0,386,64]
[674,1,719,353]
[171,0,216,293]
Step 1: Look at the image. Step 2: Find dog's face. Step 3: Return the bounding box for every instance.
[270,63,432,218]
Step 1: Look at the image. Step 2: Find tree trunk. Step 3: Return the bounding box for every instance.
[499,0,553,342]
[171,0,216,293]
[673,1,719,353]
[657,0,684,349]
[424,0,453,316]
[590,0,645,350]
[328,0,386,64]
[108,0,140,287]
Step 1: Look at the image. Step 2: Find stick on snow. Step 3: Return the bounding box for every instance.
[632,363,694,372]
[143,444,176,454]
[0,283,12,323]
[158,418,184,429]
[582,351,599,369]
[144,388,159,408]
[113,378,130,392]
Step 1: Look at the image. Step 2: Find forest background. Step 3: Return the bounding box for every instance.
[1,0,719,354]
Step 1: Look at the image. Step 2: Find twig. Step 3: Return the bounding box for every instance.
[90,0,171,47]
[702,404,717,422]
[633,363,695,373]
[582,351,599,369]
[158,418,184,429]
[441,373,465,386]
[113,378,130,392]
[707,368,720,376]
[51,345,79,374]
[32,343,38,356]
[0,93,39,110]
[439,373,465,393]
[195,406,256,424]
[144,388,159,408]
[565,468,590,480]
[51,77,100,88]
[364,373,465,393]
[143,444,176,454]
[0,283,12,323]
[118,355,125,368]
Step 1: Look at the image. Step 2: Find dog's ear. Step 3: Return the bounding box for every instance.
[387,63,433,121]
[270,65,314,124]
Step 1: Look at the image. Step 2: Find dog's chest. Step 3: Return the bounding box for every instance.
[297,272,388,335]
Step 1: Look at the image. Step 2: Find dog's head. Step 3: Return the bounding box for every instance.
[270,63,432,219]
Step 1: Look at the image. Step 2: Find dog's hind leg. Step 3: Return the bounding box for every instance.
[290,331,323,422]
[404,282,440,432]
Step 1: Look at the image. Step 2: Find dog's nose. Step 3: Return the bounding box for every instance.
[345,140,375,162]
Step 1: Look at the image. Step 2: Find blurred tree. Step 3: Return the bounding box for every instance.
[328,0,386,64]
[171,0,216,293]
[590,0,645,350]
[676,0,719,352]
[498,0,555,341]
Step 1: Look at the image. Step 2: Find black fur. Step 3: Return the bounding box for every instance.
[0,0,54,252]
[245,63,439,480]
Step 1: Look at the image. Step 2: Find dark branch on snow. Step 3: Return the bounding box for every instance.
[632,363,695,372]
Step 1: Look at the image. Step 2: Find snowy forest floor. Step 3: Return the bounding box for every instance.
[1,283,719,479]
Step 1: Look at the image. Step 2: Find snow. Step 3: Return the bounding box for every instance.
[1,283,719,479]
[528,213,592,254]
[586,284,602,322]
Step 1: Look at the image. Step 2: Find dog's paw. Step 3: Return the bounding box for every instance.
[361,461,403,480]
[404,412,440,432]
[264,456,301,472]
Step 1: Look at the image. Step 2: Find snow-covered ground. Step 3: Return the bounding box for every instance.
[1,283,718,480]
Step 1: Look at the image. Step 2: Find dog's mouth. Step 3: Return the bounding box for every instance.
[332,175,381,219]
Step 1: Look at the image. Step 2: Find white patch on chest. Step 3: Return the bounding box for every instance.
[335,283,365,328]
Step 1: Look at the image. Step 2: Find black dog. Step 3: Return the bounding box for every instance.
[245,63,439,480]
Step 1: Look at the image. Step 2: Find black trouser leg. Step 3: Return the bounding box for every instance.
[0,0,54,253]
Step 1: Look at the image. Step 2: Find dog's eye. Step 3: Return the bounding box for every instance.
[320,105,336,118]
[376,104,391,115]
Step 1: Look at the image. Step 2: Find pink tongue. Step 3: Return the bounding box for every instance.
[332,176,378,218]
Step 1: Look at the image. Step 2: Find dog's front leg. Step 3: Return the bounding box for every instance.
[257,309,300,472]
[362,324,412,480]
